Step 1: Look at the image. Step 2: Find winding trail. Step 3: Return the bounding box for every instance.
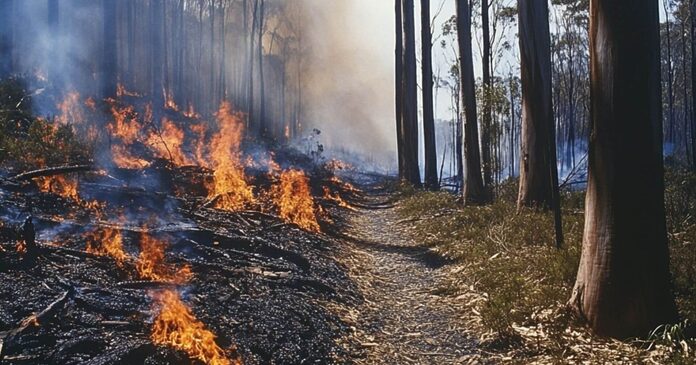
[334,181,475,364]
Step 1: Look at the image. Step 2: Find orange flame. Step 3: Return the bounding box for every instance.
[151,290,240,365]
[191,123,208,166]
[323,187,354,210]
[206,102,255,211]
[136,233,192,284]
[116,83,140,97]
[165,90,179,111]
[108,103,141,145]
[35,175,106,216]
[271,169,320,232]
[112,144,151,169]
[85,227,128,266]
[56,92,84,125]
[16,240,27,254]
[147,119,192,166]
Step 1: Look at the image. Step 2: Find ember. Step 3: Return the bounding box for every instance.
[151,290,240,365]
[272,169,320,232]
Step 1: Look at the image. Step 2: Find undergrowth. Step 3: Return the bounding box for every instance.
[396,174,696,362]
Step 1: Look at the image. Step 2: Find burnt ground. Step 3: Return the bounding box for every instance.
[0,167,474,365]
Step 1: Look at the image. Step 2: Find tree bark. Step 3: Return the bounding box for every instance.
[258,0,267,137]
[401,0,422,187]
[569,0,678,338]
[456,0,486,204]
[421,0,439,190]
[517,0,557,210]
[692,0,696,169]
[481,0,493,188]
[395,0,406,179]
[149,0,164,110]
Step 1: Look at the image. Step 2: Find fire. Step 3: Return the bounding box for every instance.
[85,227,128,266]
[165,90,179,111]
[56,91,84,125]
[323,187,354,210]
[108,103,141,145]
[191,123,208,166]
[330,176,359,193]
[84,97,97,111]
[116,83,140,97]
[184,103,200,119]
[112,144,151,169]
[147,119,191,166]
[36,175,80,202]
[151,290,240,365]
[271,169,320,232]
[16,240,27,254]
[206,102,255,211]
[136,233,192,284]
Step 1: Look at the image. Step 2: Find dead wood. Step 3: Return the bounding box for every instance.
[11,165,95,181]
[0,287,74,360]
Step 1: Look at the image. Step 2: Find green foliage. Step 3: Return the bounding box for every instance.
[397,173,696,361]
[0,77,90,169]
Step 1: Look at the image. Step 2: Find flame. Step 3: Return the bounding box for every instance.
[329,176,359,193]
[151,290,240,365]
[108,103,141,145]
[147,119,191,166]
[35,175,106,216]
[84,97,97,111]
[85,227,128,266]
[56,92,84,125]
[206,102,255,211]
[112,144,151,169]
[16,240,27,254]
[323,187,354,210]
[165,90,179,111]
[136,233,192,284]
[191,123,208,166]
[271,169,320,232]
[284,125,290,139]
[184,103,200,119]
[116,83,140,97]
[267,155,281,176]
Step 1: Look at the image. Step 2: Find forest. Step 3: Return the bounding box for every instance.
[0,0,694,364]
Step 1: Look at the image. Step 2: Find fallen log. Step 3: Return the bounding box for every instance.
[0,287,74,360]
[11,165,94,181]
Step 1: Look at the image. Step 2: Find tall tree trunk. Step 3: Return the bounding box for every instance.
[517,0,563,248]
[402,0,422,186]
[691,0,696,169]
[509,74,515,177]
[517,0,556,209]
[150,0,164,110]
[481,0,493,188]
[569,0,678,338]
[395,0,406,179]
[102,0,118,99]
[665,3,676,145]
[258,0,267,137]
[47,0,59,85]
[0,0,13,77]
[456,0,486,204]
[421,0,439,190]
[248,0,259,130]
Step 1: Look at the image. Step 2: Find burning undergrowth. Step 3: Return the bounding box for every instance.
[0,81,368,364]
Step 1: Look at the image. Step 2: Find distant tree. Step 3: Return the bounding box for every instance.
[456,0,487,204]
[569,0,678,338]
[102,0,118,99]
[421,0,439,190]
[401,0,422,187]
[0,0,13,78]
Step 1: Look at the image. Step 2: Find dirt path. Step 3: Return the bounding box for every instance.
[334,186,475,364]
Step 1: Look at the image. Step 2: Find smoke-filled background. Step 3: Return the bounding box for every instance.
[0,0,401,172]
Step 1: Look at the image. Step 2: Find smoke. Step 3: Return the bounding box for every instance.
[298,0,397,170]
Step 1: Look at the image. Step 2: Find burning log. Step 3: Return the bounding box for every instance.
[10,165,94,181]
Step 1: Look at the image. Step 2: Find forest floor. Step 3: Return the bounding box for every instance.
[330,176,478,364]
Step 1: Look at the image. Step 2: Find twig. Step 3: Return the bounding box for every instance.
[11,165,94,181]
